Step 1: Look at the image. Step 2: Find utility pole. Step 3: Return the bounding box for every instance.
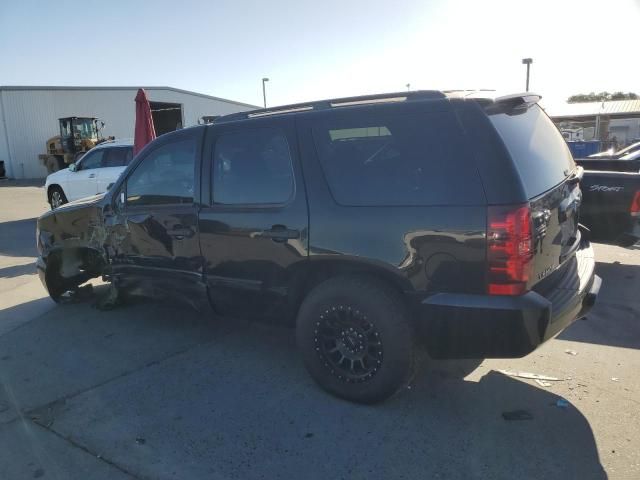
[522,58,533,92]
[262,77,269,108]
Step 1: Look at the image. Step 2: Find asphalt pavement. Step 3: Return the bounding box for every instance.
[1,181,638,480]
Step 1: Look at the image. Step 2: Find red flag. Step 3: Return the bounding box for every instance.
[133,88,156,156]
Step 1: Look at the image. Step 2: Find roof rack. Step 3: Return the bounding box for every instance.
[215,90,445,123]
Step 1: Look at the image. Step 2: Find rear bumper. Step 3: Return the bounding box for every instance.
[415,242,601,359]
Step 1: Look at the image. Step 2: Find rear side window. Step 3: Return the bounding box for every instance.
[212,129,294,205]
[489,104,575,197]
[311,110,484,206]
[104,147,132,167]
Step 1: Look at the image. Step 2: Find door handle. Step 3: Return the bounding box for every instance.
[88,173,96,178]
[258,225,300,243]
[167,226,195,239]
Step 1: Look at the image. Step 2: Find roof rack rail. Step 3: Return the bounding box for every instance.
[215,90,445,123]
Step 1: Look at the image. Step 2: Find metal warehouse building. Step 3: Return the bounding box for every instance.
[547,99,640,147]
[0,86,256,179]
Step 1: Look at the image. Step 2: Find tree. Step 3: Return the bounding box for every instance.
[567,91,639,103]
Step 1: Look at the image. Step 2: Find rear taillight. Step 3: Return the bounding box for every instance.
[486,204,534,296]
[630,191,640,217]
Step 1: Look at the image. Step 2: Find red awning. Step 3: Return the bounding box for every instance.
[133,88,156,156]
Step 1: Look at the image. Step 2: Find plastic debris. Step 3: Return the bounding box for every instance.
[534,379,552,388]
[611,377,620,382]
[502,410,533,421]
[556,398,570,408]
[565,349,577,356]
[498,369,561,381]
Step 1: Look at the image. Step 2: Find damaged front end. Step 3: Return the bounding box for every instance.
[36,195,109,302]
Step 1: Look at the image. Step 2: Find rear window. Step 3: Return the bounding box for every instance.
[311,110,484,206]
[489,104,575,197]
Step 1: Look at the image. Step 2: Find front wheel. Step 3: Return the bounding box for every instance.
[48,186,67,209]
[296,276,415,404]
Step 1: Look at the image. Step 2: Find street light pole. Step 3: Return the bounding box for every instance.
[262,77,269,108]
[406,83,411,92]
[522,58,533,92]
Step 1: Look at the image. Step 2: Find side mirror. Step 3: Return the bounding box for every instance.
[69,163,77,172]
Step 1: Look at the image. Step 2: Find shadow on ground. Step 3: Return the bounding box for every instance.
[0,291,607,480]
[559,261,640,350]
[0,262,36,279]
[0,218,38,257]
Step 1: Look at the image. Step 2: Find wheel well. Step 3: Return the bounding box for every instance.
[287,260,411,321]
[47,184,64,200]
[45,247,105,290]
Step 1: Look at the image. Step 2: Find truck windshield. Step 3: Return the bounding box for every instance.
[73,119,97,140]
[489,104,575,197]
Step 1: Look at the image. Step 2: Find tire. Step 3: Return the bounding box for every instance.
[296,275,415,404]
[48,186,68,209]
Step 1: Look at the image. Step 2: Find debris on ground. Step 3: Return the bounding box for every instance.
[534,379,552,388]
[556,398,570,408]
[611,377,620,382]
[135,437,146,445]
[565,349,578,356]
[59,284,94,304]
[502,410,534,421]
[498,370,562,382]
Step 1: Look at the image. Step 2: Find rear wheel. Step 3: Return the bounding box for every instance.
[48,186,67,209]
[296,276,415,403]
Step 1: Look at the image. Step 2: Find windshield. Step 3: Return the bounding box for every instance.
[615,141,640,157]
[73,119,97,139]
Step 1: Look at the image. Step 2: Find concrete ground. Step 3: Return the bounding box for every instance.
[0,181,638,480]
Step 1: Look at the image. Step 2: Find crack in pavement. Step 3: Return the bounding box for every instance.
[31,420,143,480]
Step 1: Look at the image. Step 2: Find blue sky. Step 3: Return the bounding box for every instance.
[1,0,639,108]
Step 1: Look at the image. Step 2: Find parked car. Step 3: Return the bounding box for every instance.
[578,165,640,246]
[44,139,133,209]
[36,91,601,403]
[587,140,640,159]
[576,148,640,173]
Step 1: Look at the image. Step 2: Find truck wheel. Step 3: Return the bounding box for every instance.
[296,276,415,404]
[48,186,67,209]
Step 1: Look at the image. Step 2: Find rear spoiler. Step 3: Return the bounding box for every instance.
[475,93,542,115]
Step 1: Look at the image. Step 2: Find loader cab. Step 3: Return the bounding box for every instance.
[59,117,100,154]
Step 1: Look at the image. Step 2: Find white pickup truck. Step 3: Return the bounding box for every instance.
[44,139,133,209]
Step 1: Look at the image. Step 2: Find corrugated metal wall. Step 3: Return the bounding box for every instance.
[0,88,253,178]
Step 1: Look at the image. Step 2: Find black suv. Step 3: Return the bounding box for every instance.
[36,91,601,403]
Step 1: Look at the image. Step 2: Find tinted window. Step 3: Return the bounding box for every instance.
[489,104,575,197]
[79,150,104,170]
[212,129,294,205]
[104,147,132,167]
[312,111,484,206]
[126,138,196,206]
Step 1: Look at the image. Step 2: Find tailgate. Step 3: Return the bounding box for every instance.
[488,103,580,288]
[528,178,582,286]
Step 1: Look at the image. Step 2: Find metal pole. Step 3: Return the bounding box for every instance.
[522,58,533,92]
[262,78,269,108]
